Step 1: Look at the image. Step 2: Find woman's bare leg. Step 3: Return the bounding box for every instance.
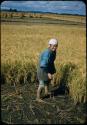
[45,85,51,96]
[45,85,49,95]
[36,85,44,102]
[37,86,42,99]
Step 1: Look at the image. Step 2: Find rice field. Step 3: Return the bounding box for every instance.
[1,12,86,124]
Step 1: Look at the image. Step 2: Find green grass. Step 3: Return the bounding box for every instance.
[1,16,86,26]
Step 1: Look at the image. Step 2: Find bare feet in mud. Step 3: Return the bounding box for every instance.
[36,98,44,103]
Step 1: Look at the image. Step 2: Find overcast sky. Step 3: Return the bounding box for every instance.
[1,1,86,15]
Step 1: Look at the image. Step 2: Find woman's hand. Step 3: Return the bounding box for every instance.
[48,73,52,80]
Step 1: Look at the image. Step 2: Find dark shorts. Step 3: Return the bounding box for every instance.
[39,80,50,87]
[37,67,49,81]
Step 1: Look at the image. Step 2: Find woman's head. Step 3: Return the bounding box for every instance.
[48,38,58,51]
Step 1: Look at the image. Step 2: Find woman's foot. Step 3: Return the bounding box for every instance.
[36,98,44,102]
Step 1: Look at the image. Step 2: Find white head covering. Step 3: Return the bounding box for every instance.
[48,38,58,45]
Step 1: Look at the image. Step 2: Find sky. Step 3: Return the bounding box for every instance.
[1,1,86,15]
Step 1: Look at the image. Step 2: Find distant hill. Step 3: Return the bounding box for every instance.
[1,9,86,17]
